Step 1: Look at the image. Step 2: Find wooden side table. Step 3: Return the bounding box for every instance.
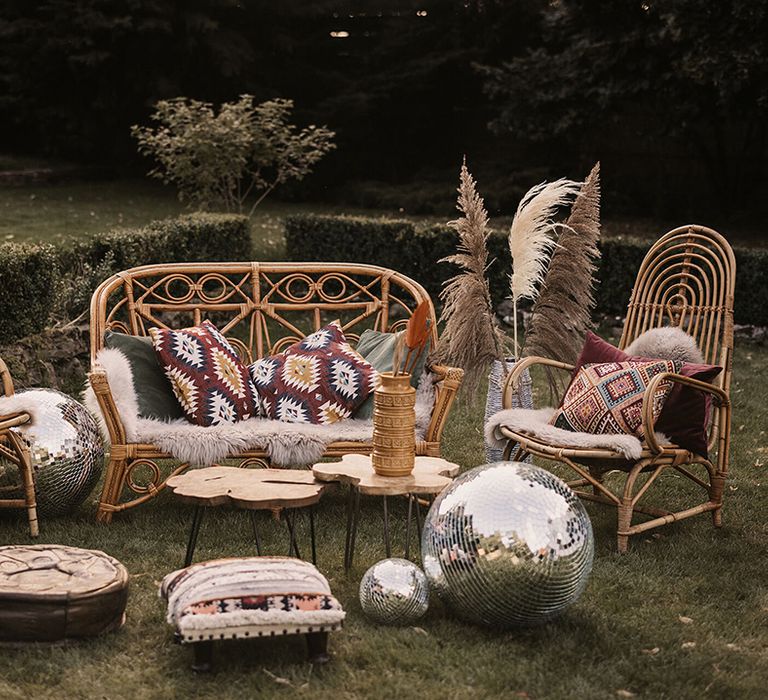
[312,454,459,570]
[166,466,327,567]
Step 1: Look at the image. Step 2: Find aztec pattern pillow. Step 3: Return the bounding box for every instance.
[574,331,722,455]
[248,321,376,425]
[551,360,683,438]
[149,320,260,426]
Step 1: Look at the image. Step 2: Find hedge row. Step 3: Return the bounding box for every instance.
[0,213,251,345]
[284,214,766,327]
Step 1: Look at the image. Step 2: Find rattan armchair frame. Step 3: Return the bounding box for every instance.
[499,225,735,552]
[89,261,463,523]
[0,358,39,537]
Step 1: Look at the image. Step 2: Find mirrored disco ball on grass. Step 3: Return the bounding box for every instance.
[421,461,593,627]
[359,558,429,625]
[7,389,104,516]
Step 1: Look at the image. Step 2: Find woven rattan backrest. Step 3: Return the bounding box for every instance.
[618,225,736,389]
[90,262,437,364]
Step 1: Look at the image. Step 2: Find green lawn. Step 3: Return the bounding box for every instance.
[0,178,390,260]
[0,342,765,699]
[3,178,765,257]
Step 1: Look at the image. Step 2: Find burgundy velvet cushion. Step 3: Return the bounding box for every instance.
[570,332,722,456]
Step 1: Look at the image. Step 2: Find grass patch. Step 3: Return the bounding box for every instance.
[0,342,765,698]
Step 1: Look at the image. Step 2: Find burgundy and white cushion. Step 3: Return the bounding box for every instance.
[248,321,376,425]
[550,360,682,438]
[149,320,260,426]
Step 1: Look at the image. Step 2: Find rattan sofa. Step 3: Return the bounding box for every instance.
[88,262,463,523]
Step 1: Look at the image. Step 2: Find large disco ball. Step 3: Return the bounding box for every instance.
[359,558,429,625]
[421,461,593,627]
[4,389,104,516]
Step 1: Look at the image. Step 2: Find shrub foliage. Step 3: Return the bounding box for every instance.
[0,213,251,345]
[285,214,765,327]
[132,96,335,215]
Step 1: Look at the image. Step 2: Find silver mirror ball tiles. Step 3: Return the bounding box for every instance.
[421,461,594,627]
[359,558,429,625]
[3,389,104,516]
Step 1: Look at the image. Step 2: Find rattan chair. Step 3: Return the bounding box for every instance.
[498,225,735,552]
[0,358,39,537]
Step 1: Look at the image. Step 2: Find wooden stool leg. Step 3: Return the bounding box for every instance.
[306,632,329,664]
[192,640,214,672]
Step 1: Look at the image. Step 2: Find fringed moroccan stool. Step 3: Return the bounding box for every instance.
[160,557,345,672]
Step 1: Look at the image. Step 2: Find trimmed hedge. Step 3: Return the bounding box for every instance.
[0,243,58,343]
[0,213,251,345]
[285,214,766,327]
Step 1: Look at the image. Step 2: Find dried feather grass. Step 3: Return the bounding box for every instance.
[434,163,508,398]
[523,162,602,394]
[508,177,581,357]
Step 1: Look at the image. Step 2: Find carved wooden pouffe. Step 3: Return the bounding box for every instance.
[161,557,345,672]
[0,544,129,642]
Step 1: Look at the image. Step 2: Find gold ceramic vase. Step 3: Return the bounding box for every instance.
[372,371,416,477]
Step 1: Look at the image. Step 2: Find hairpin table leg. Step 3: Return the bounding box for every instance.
[249,510,262,555]
[309,506,317,565]
[285,508,301,559]
[382,496,391,558]
[345,488,361,572]
[185,505,205,567]
[405,494,414,559]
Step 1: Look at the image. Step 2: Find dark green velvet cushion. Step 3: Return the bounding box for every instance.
[103,330,185,421]
[353,329,430,419]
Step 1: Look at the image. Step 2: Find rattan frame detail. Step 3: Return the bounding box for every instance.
[0,357,39,537]
[88,261,464,523]
[499,225,735,552]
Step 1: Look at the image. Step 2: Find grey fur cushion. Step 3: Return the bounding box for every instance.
[625,327,704,364]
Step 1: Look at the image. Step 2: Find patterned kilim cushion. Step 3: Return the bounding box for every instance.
[551,360,682,437]
[249,321,376,425]
[149,320,260,426]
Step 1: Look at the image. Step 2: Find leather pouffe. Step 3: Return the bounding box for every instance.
[0,544,129,641]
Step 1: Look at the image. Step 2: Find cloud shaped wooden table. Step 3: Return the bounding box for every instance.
[312,455,460,570]
[167,466,328,567]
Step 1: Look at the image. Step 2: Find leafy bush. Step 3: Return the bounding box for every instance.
[0,243,59,344]
[132,96,335,215]
[285,214,767,327]
[0,214,252,345]
[53,213,252,321]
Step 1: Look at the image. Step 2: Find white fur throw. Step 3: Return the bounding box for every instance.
[625,326,704,364]
[484,406,671,460]
[83,347,436,467]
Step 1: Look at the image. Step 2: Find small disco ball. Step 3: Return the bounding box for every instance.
[4,389,104,516]
[359,558,429,625]
[421,461,593,628]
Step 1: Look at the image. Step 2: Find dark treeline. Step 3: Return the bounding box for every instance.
[1,0,766,218]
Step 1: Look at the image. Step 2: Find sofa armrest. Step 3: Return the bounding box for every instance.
[424,364,464,447]
[89,366,127,445]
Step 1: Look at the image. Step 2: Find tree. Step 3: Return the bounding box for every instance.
[478,0,768,212]
[131,95,335,214]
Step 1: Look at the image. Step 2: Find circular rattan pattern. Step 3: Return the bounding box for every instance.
[421,461,594,628]
[359,558,429,625]
[0,545,129,642]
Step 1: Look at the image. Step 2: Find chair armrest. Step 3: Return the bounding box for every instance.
[88,366,127,445]
[424,364,464,446]
[0,357,15,396]
[641,372,730,455]
[0,411,31,431]
[502,356,574,409]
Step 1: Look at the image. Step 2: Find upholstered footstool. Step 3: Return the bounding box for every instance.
[0,544,129,642]
[160,557,345,672]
